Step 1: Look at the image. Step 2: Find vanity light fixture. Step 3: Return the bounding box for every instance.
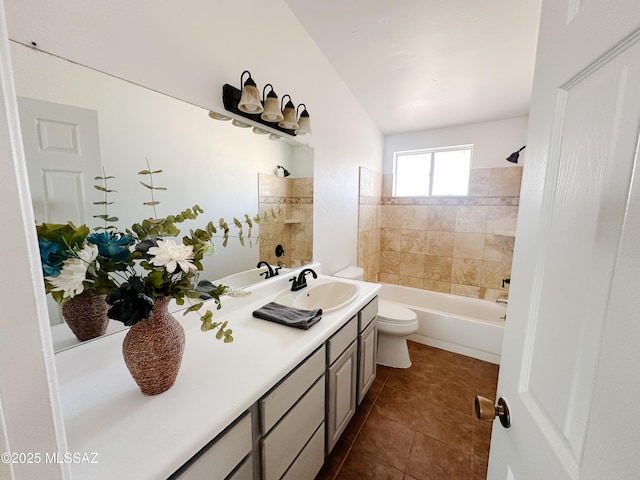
[506,145,526,164]
[278,95,299,130]
[237,71,263,114]
[294,104,312,135]
[221,71,311,137]
[261,84,284,123]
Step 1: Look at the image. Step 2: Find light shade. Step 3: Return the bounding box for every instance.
[278,95,299,130]
[294,104,311,135]
[238,71,264,114]
[261,84,284,123]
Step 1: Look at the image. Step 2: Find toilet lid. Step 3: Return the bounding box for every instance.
[377,300,417,324]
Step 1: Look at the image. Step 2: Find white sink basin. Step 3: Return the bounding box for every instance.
[275,280,360,313]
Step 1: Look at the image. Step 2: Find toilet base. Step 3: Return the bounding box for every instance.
[377,333,412,369]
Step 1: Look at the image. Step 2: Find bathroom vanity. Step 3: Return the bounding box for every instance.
[54,263,380,479]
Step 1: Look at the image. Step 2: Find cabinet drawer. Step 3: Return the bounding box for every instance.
[261,376,325,480]
[174,412,252,480]
[281,423,325,480]
[358,296,378,332]
[327,316,357,365]
[228,454,253,480]
[260,345,325,433]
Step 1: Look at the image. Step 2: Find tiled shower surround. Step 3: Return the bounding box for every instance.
[358,166,522,300]
[258,173,313,269]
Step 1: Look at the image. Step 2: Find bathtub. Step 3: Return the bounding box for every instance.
[378,283,506,364]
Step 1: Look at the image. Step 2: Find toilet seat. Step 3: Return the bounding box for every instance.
[377,300,417,324]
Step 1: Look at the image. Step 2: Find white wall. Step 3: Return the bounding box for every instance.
[384,116,528,172]
[4,0,384,275]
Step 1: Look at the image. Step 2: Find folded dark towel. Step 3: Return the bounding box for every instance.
[252,302,322,330]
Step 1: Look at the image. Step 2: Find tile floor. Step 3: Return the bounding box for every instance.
[315,341,499,480]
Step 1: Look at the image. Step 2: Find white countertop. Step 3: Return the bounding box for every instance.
[54,265,380,479]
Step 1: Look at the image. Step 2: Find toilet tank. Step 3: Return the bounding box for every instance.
[333,266,364,281]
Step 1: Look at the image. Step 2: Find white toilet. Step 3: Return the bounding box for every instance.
[333,267,419,369]
[375,299,418,368]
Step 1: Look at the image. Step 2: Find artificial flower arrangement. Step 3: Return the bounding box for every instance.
[37,164,264,343]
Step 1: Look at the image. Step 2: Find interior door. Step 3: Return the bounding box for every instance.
[17,96,102,225]
[18,97,102,326]
[486,1,640,479]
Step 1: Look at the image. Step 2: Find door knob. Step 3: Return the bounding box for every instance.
[474,395,511,428]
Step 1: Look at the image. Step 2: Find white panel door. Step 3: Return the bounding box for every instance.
[488,1,640,479]
[17,97,102,226]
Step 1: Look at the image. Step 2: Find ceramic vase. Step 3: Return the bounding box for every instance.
[122,298,185,395]
[61,290,109,341]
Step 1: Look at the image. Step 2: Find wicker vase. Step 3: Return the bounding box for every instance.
[61,290,109,341]
[122,298,185,395]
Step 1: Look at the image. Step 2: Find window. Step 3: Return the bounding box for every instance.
[393,146,472,196]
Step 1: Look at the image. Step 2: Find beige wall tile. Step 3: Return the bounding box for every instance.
[379,272,399,284]
[468,168,491,197]
[399,252,425,278]
[455,206,488,233]
[400,276,424,288]
[381,228,402,252]
[481,261,512,289]
[453,232,485,260]
[371,170,383,198]
[358,230,368,259]
[402,205,429,230]
[424,255,452,281]
[486,206,519,233]
[451,258,483,286]
[426,231,454,256]
[381,205,403,229]
[291,177,313,198]
[450,283,481,298]
[359,167,372,196]
[489,167,523,196]
[427,206,456,231]
[423,279,451,293]
[483,234,515,262]
[480,288,507,302]
[380,251,401,274]
[382,173,394,197]
[359,204,378,232]
[401,229,428,254]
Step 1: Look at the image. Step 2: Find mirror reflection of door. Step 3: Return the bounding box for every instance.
[17,97,102,326]
[17,97,102,225]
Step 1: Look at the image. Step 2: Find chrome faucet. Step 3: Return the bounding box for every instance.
[290,268,317,291]
[496,297,508,305]
[257,261,280,279]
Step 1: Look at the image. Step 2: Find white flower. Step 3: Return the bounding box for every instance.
[147,239,197,274]
[47,244,99,299]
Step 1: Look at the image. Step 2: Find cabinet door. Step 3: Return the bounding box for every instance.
[326,341,357,453]
[357,320,377,405]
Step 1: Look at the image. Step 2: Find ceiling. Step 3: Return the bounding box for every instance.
[285,0,542,135]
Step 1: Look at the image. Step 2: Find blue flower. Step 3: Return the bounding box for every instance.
[87,232,135,262]
[38,238,67,277]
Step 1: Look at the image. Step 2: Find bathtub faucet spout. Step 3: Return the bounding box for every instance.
[496,297,508,305]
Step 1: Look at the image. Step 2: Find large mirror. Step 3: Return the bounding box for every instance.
[10,41,314,351]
